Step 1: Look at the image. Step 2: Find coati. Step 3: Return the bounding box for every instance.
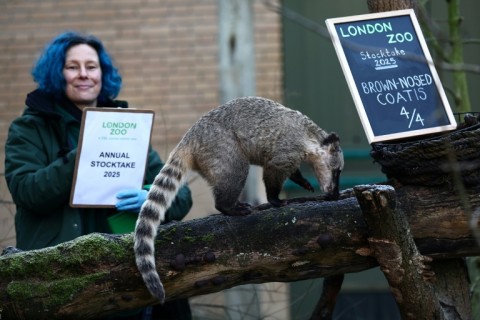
[134,97,344,303]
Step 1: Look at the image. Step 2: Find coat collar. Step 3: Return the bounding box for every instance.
[25,89,128,121]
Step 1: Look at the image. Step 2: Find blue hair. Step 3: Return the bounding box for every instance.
[31,31,122,100]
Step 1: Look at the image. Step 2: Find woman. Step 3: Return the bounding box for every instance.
[5,31,192,320]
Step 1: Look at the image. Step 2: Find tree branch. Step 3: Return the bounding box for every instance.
[1,181,479,319]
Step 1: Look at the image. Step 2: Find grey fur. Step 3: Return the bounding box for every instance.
[134,97,344,303]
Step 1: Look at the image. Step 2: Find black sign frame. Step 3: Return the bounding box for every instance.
[326,9,456,143]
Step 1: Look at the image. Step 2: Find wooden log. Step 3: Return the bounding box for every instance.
[432,259,471,319]
[0,182,479,319]
[354,184,444,319]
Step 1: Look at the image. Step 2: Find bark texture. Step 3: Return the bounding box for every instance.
[367,0,417,13]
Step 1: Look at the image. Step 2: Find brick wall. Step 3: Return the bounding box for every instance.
[0,0,283,249]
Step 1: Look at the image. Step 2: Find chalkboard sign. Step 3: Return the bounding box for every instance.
[326,9,456,143]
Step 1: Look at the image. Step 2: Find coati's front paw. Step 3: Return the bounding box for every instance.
[299,181,314,192]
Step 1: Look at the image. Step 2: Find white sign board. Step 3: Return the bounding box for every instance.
[70,108,154,207]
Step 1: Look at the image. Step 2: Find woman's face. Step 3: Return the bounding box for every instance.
[63,44,102,109]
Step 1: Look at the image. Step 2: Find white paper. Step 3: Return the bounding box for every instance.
[70,108,154,207]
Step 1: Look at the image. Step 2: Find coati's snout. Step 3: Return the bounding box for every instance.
[325,169,341,200]
[316,132,344,200]
[315,166,342,200]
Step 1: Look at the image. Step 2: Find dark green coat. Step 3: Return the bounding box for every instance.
[5,90,192,250]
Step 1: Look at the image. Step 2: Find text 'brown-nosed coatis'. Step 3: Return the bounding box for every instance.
[134,97,344,303]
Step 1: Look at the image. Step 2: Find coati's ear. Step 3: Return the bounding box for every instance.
[322,132,341,153]
[323,132,339,145]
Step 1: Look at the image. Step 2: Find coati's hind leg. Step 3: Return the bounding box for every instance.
[289,169,314,192]
[213,180,251,216]
[210,158,251,216]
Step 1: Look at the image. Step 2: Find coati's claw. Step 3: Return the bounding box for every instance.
[218,203,252,216]
[228,203,252,216]
[269,198,288,207]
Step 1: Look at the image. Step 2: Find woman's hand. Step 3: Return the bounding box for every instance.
[115,189,148,213]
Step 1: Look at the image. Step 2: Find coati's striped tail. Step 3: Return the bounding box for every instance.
[134,155,187,303]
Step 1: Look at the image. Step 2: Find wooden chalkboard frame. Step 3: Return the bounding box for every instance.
[70,108,154,208]
[326,9,457,143]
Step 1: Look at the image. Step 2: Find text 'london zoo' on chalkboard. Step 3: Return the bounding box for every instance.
[326,9,456,143]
